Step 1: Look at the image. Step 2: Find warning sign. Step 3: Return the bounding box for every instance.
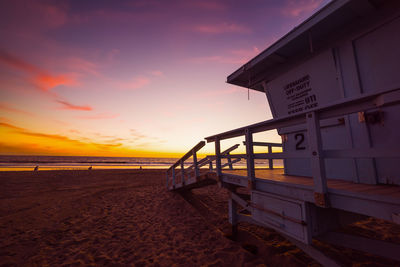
[284,75,318,115]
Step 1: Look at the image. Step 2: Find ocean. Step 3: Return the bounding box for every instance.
[0,155,282,171]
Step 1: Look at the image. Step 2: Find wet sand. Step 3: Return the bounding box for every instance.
[0,170,399,266]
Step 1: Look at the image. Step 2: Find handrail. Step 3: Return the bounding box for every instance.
[168,141,205,170]
[206,87,400,142]
[205,88,400,207]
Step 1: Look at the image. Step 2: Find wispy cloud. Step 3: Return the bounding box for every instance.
[67,57,100,76]
[0,122,25,131]
[0,50,77,92]
[185,1,226,10]
[0,103,34,116]
[199,87,241,98]
[189,46,260,65]
[192,23,250,34]
[118,76,150,90]
[149,70,164,77]
[0,122,126,154]
[57,100,93,111]
[76,112,119,120]
[281,0,323,17]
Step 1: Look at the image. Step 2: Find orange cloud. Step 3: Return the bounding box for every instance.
[281,0,322,17]
[0,122,24,131]
[193,23,250,34]
[34,73,76,91]
[57,100,93,111]
[0,50,77,92]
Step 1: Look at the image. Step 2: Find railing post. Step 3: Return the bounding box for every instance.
[245,128,255,189]
[193,150,199,178]
[267,145,273,169]
[166,171,169,189]
[172,167,176,188]
[180,160,185,185]
[306,111,329,208]
[227,152,233,170]
[215,137,222,182]
[228,195,238,240]
[209,160,213,170]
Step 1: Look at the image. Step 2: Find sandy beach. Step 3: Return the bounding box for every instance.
[0,170,399,266]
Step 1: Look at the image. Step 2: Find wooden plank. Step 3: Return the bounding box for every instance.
[221,144,240,155]
[243,141,282,147]
[205,88,400,143]
[245,129,255,186]
[193,150,199,178]
[306,111,328,207]
[215,138,222,177]
[217,169,400,221]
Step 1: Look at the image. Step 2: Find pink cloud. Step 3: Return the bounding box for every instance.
[185,1,226,10]
[0,50,77,92]
[76,113,119,120]
[199,87,241,98]
[193,23,251,34]
[66,57,100,76]
[149,70,164,77]
[189,46,261,65]
[34,73,77,92]
[57,100,93,111]
[118,76,150,90]
[281,0,323,17]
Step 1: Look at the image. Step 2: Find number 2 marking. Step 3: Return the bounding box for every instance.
[295,133,306,150]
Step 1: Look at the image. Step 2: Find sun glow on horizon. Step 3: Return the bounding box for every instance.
[0,0,330,158]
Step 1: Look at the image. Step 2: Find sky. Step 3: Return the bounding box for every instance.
[0,0,330,158]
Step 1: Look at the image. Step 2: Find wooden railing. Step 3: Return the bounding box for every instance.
[205,88,400,207]
[166,141,205,189]
[166,143,241,189]
[243,141,282,169]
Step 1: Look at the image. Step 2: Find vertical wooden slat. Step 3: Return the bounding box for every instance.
[245,128,255,189]
[306,111,329,207]
[193,150,199,178]
[166,171,168,189]
[227,153,233,170]
[172,168,175,188]
[215,137,222,178]
[268,145,273,169]
[228,196,238,240]
[180,160,185,185]
[209,160,213,170]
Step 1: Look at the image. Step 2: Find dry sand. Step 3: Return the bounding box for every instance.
[0,169,399,266]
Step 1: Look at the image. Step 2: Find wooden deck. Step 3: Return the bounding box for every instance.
[218,169,400,223]
[222,169,400,198]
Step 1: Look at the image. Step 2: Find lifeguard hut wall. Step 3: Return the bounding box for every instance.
[227,0,400,185]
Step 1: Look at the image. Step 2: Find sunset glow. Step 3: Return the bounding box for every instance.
[0,0,330,157]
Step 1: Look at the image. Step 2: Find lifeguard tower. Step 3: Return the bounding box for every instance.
[166,0,400,264]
